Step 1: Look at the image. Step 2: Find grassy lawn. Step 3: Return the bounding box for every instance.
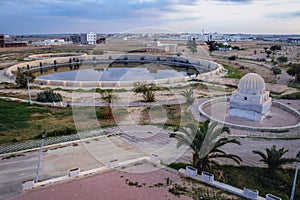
[223,64,244,79]
[138,104,195,131]
[0,99,190,144]
[168,162,299,200]
[277,91,300,99]
[217,165,299,200]
[0,99,123,143]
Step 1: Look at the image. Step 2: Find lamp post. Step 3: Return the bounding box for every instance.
[35,130,47,183]
[290,151,300,200]
[26,76,32,105]
[191,78,196,103]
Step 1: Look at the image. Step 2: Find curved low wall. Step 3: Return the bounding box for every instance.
[5,54,224,88]
[28,53,87,60]
[198,97,300,132]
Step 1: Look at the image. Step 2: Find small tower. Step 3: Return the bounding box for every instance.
[229,73,272,121]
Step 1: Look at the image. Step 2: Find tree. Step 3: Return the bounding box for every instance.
[174,120,242,172]
[206,41,217,55]
[272,67,282,75]
[287,64,300,81]
[15,71,35,88]
[181,88,194,105]
[270,45,281,51]
[133,83,156,102]
[253,145,296,172]
[187,38,197,54]
[100,90,114,119]
[266,50,272,58]
[277,56,288,63]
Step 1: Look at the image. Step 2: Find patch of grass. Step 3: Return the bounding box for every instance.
[0,99,51,133]
[223,64,244,79]
[0,99,123,144]
[168,162,298,200]
[278,92,300,100]
[214,165,299,200]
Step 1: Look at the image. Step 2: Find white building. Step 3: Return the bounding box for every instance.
[147,41,177,53]
[32,39,72,46]
[229,73,272,121]
[80,32,97,45]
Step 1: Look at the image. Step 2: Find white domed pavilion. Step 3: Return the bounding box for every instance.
[229,73,272,121]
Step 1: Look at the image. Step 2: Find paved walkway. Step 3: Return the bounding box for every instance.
[0,96,184,108]
[277,68,294,85]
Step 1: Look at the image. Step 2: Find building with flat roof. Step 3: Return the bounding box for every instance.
[80,32,97,45]
[0,34,27,48]
[147,41,177,53]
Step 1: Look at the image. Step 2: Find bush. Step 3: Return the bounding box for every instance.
[287,64,300,81]
[15,71,35,88]
[167,162,190,170]
[228,55,237,60]
[272,67,282,75]
[34,127,76,138]
[277,56,288,63]
[37,90,62,102]
[231,46,240,50]
[270,45,281,51]
[279,92,300,99]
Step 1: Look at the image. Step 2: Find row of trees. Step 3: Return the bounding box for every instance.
[174,120,297,173]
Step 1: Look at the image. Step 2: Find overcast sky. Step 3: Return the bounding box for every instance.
[1,0,300,34]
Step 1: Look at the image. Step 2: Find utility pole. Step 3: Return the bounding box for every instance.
[290,151,300,200]
[35,130,47,183]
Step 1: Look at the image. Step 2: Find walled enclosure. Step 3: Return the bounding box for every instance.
[5,54,224,88]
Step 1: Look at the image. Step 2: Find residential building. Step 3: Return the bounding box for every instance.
[80,32,97,45]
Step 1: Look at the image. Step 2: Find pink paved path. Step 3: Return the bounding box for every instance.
[10,168,191,200]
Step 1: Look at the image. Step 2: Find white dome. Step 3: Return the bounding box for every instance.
[238,73,265,95]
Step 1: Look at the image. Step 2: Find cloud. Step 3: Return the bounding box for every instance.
[266,11,300,19]
[0,0,299,34]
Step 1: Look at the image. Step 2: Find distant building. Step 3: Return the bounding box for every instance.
[147,41,177,53]
[32,39,72,46]
[0,34,4,48]
[0,34,27,48]
[96,37,106,44]
[80,32,97,45]
[70,34,81,44]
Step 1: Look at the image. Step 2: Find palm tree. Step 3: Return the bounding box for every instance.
[253,145,296,172]
[174,120,242,172]
[181,88,194,105]
[133,83,156,102]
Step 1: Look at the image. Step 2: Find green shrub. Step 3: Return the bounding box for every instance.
[272,67,282,75]
[277,56,288,63]
[228,55,237,60]
[34,127,76,138]
[279,92,300,100]
[167,162,190,170]
[37,90,62,102]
